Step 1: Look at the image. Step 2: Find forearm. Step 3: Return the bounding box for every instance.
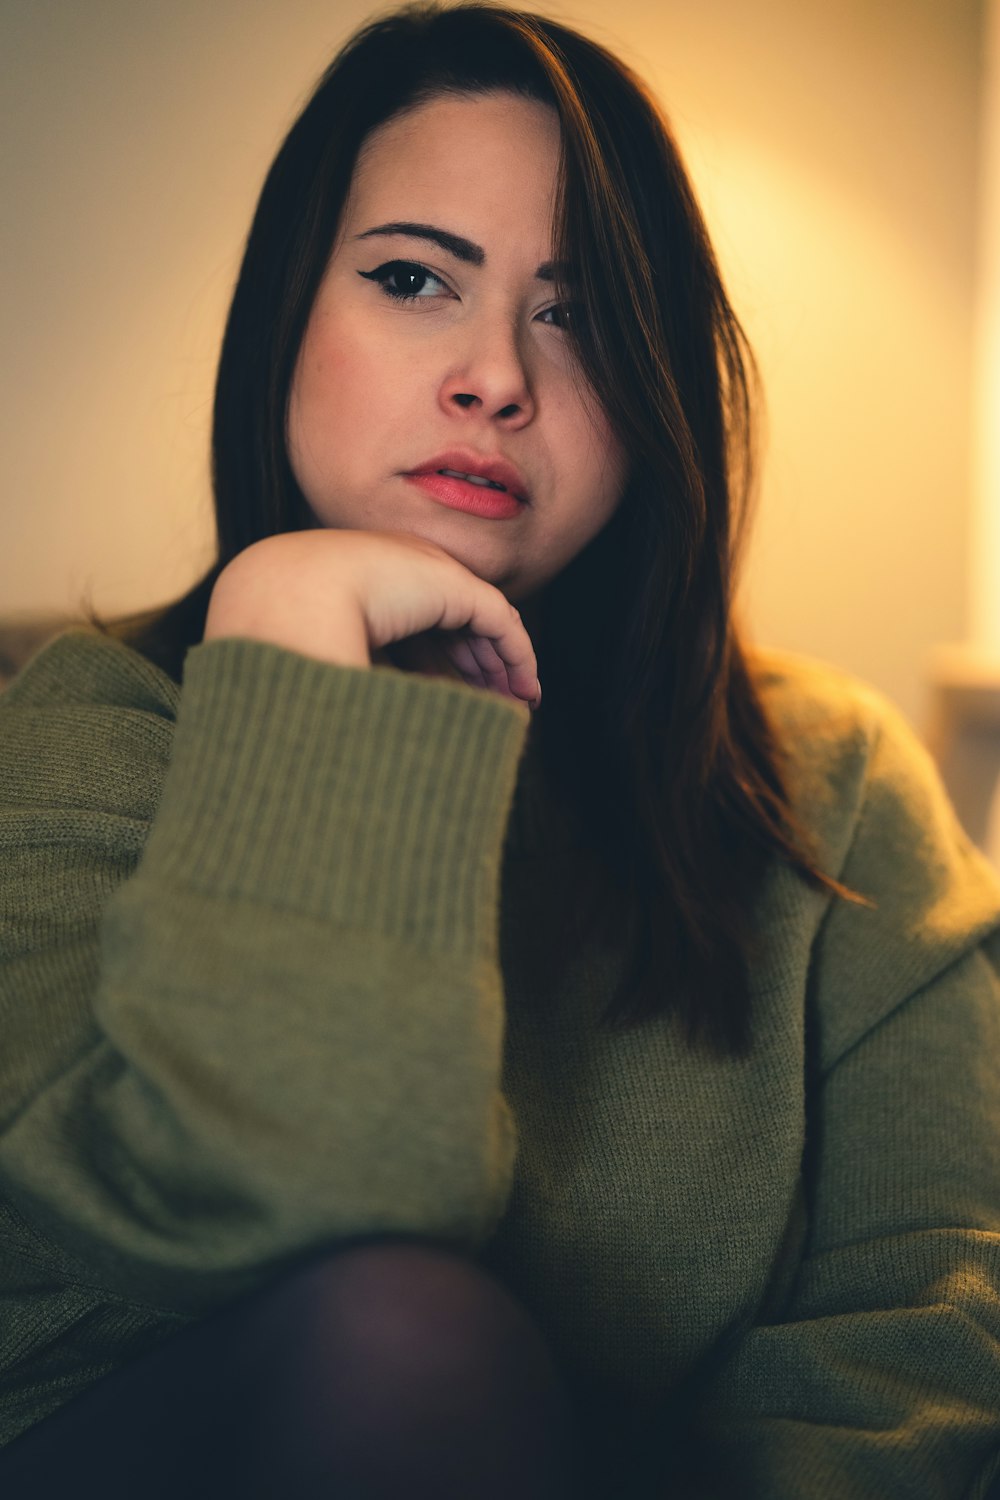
[0,636,528,1313]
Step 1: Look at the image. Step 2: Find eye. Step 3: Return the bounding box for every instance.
[357,260,449,303]
[357,259,582,333]
[538,301,581,331]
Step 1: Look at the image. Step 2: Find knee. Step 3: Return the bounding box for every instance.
[252,1236,555,1393]
[240,1238,582,1498]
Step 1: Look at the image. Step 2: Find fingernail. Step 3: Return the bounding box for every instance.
[531,679,542,710]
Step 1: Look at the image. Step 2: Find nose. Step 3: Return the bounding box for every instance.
[438,313,536,428]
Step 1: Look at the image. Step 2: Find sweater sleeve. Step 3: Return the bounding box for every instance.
[0,632,529,1316]
[683,667,1000,1500]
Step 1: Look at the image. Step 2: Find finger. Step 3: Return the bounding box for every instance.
[464,634,513,694]
[434,590,534,679]
[440,633,489,689]
[464,602,538,701]
[482,623,539,701]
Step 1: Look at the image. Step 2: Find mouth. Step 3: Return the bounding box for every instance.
[403,470,526,520]
[436,468,508,491]
[406,450,531,504]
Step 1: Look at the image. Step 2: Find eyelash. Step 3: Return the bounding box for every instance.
[357,259,576,330]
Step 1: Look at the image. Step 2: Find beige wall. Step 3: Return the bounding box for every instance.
[1,0,987,729]
[973,0,1000,649]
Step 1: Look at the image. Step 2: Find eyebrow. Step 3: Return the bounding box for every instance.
[353,221,569,283]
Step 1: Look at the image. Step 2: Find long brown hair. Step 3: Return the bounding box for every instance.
[97,1,858,1056]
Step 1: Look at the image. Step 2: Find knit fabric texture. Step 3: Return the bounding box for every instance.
[1,628,999,1498]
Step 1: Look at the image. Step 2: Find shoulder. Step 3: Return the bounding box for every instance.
[751,642,924,796]
[0,629,180,821]
[0,627,180,718]
[751,643,903,743]
[749,645,1000,1065]
[750,644,983,885]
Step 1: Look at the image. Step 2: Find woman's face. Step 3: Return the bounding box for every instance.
[286,90,629,605]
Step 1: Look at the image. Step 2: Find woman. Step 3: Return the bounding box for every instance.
[0,3,998,1496]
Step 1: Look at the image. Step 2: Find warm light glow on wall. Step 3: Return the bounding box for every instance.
[973,0,1000,648]
[671,88,974,730]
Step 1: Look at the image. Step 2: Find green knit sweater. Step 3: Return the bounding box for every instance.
[1,629,999,1497]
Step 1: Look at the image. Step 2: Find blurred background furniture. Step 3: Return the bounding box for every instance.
[927,645,1000,871]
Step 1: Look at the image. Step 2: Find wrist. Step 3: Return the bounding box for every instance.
[204,555,372,669]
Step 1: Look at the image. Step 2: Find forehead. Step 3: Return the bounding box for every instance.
[345,91,562,222]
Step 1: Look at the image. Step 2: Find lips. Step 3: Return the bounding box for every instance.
[405,449,530,504]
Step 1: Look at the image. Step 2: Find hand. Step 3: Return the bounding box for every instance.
[204,530,541,710]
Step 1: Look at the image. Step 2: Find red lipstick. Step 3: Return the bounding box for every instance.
[404,448,530,506]
[404,472,526,519]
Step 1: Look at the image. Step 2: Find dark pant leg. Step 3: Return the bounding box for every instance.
[985,1455,1000,1500]
[0,1238,586,1500]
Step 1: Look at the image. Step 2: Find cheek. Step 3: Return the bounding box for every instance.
[288,324,371,470]
[602,434,630,510]
[296,332,355,419]
[554,375,626,500]
[571,411,628,517]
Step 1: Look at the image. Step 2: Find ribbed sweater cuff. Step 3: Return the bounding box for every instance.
[137,638,531,961]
